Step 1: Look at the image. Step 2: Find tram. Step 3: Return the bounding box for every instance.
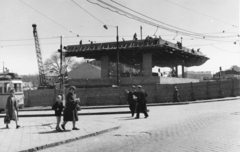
[0,73,24,112]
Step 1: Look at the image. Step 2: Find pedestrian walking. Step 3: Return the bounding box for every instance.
[61,86,80,130]
[5,89,20,129]
[173,86,181,102]
[52,94,64,131]
[135,85,149,119]
[126,85,137,117]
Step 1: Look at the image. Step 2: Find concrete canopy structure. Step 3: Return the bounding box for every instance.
[65,37,209,78]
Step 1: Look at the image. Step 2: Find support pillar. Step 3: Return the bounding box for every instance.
[142,53,152,76]
[101,56,109,78]
[182,65,185,78]
[175,65,178,77]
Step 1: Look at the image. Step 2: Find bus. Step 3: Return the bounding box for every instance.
[0,73,24,112]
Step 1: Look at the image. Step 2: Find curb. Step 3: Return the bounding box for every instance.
[19,97,240,112]
[20,124,120,152]
[189,97,240,104]
[1,97,239,118]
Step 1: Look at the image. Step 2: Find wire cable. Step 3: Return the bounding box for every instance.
[71,0,105,25]
[19,0,79,36]
[88,0,238,39]
[163,0,238,27]
[211,45,240,53]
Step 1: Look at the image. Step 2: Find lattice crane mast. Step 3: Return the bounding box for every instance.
[32,24,46,86]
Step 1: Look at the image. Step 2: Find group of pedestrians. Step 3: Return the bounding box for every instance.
[126,85,149,119]
[4,86,81,131]
[5,84,179,130]
[52,86,81,131]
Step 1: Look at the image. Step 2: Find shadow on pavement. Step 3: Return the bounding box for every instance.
[117,117,137,121]
[38,130,71,134]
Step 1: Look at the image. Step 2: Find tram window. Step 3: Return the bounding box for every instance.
[0,83,2,93]
[18,83,22,92]
[4,83,10,93]
[14,83,22,92]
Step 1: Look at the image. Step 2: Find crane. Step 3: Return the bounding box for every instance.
[32,24,47,86]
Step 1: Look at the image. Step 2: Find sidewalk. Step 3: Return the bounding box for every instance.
[1,96,239,117]
[0,96,239,152]
[0,117,120,152]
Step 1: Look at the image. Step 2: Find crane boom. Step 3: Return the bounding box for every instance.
[32,24,46,86]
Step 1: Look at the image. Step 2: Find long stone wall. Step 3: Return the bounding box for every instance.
[24,79,240,107]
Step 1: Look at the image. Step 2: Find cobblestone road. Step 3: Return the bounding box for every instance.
[40,100,240,152]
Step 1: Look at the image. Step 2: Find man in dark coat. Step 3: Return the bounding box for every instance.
[135,85,149,119]
[126,86,137,117]
[61,86,80,130]
[173,86,181,102]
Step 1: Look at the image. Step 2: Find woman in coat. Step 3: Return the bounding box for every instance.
[61,86,80,130]
[5,89,20,129]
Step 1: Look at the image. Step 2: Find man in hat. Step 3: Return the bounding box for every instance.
[126,85,137,117]
[135,85,149,119]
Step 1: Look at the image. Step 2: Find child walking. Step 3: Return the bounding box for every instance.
[52,94,64,131]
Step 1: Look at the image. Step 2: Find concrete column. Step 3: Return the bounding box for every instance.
[182,65,185,78]
[142,53,152,76]
[175,66,178,77]
[101,56,109,78]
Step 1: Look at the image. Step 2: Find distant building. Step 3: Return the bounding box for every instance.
[185,71,212,80]
[231,65,240,72]
[213,69,240,79]
[68,62,101,79]
[45,72,59,85]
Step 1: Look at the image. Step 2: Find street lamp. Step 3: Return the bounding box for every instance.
[58,36,66,105]
[103,25,119,86]
[58,36,63,89]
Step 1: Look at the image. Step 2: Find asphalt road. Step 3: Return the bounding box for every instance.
[40,99,240,152]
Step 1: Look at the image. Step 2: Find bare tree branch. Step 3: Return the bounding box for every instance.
[44,52,77,75]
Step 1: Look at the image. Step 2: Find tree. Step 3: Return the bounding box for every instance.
[44,52,76,74]
[21,74,39,87]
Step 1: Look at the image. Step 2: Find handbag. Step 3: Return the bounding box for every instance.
[4,115,10,124]
[76,104,81,111]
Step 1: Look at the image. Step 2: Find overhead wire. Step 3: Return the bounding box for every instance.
[111,0,229,38]
[19,0,80,36]
[211,45,240,53]
[87,0,238,39]
[71,0,105,25]
[111,0,239,37]
[163,0,238,27]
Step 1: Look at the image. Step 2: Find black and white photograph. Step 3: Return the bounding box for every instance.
[0,0,239,151]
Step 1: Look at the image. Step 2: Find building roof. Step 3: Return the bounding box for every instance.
[65,38,209,67]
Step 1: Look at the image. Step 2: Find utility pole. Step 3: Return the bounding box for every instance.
[3,62,4,73]
[116,26,119,86]
[58,36,63,89]
[140,26,142,40]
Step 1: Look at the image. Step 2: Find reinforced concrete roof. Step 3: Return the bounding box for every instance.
[65,38,209,67]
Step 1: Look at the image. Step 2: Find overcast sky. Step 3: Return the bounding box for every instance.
[0,0,239,75]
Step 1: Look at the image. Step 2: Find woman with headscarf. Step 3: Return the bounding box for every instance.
[5,89,20,129]
[61,86,80,130]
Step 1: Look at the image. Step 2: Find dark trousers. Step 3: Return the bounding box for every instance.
[136,103,148,118]
[173,96,180,102]
[129,103,136,116]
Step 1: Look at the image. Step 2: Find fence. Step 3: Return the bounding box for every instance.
[24,79,240,107]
